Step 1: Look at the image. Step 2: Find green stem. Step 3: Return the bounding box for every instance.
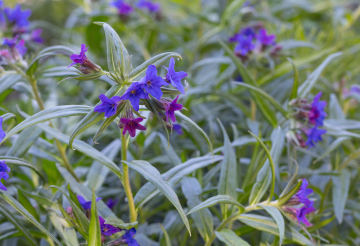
[121,133,137,223]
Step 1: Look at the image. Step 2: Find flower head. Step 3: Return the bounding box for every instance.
[165,95,183,122]
[68,44,88,68]
[296,202,316,226]
[0,117,6,142]
[257,28,276,46]
[94,94,122,118]
[308,92,327,127]
[111,0,134,15]
[30,28,44,44]
[5,4,31,27]
[15,39,27,57]
[120,117,146,137]
[106,198,119,210]
[164,58,187,94]
[305,126,326,148]
[99,216,121,236]
[287,179,313,206]
[3,36,18,47]
[137,0,160,13]
[140,65,167,100]
[77,195,101,210]
[234,35,255,56]
[120,82,149,111]
[229,27,256,42]
[0,161,10,191]
[68,44,101,73]
[119,228,140,246]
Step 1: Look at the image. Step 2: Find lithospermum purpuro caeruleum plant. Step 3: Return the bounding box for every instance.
[0,0,360,245]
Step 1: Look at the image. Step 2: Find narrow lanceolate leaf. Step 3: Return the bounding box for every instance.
[88,190,102,246]
[217,119,237,217]
[249,127,284,205]
[259,205,285,245]
[298,52,342,98]
[0,73,22,94]
[0,105,92,144]
[122,160,191,235]
[0,204,37,246]
[220,41,277,127]
[237,214,312,245]
[134,156,222,208]
[181,177,213,242]
[288,58,299,100]
[17,189,40,222]
[332,169,351,223]
[95,22,131,81]
[129,52,182,81]
[215,229,250,246]
[0,192,63,246]
[186,195,244,215]
[160,224,172,246]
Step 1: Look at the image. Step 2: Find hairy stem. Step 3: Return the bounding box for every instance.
[121,133,137,222]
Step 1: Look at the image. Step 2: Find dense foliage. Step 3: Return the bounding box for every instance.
[0,0,359,245]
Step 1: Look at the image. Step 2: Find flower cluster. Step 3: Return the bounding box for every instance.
[288,92,327,148]
[283,179,316,226]
[111,0,160,18]
[229,25,280,60]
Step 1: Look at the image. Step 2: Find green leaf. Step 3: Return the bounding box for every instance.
[0,204,37,246]
[88,190,102,246]
[288,58,299,100]
[181,177,213,242]
[278,179,302,206]
[313,137,349,163]
[134,156,222,208]
[215,229,250,246]
[122,160,191,235]
[160,224,172,246]
[249,127,284,204]
[129,52,182,81]
[259,205,285,245]
[332,168,350,223]
[104,217,138,230]
[0,192,63,246]
[95,22,131,82]
[17,189,40,222]
[298,52,342,98]
[6,126,43,158]
[217,119,237,217]
[0,73,22,95]
[221,0,246,25]
[237,214,312,245]
[329,94,345,120]
[186,195,244,215]
[0,105,92,144]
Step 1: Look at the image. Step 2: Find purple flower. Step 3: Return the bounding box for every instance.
[111,0,134,15]
[139,65,167,100]
[257,28,276,46]
[15,39,27,57]
[0,161,10,191]
[68,44,88,68]
[164,58,187,94]
[295,202,316,226]
[350,85,360,94]
[137,0,160,13]
[30,28,44,44]
[173,124,183,135]
[308,92,327,127]
[119,228,140,246]
[288,179,313,206]
[99,216,121,236]
[3,36,18,47]
[106,198,119,210]
[0,1,6,29]
[120,117,146,137]
[120,82,149,111]
[5,4,31,27]
[234,35,255,56]
[306,127,326,148]
[0,117,6,142]
[165,95,183,122]
[77,195,101,210]
[229,27,256,42]
[94,94,122,118]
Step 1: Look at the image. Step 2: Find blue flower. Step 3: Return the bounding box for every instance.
[3,36,18,47]
[295,201,316,226]
[308,92,327,127]
[234,35,255,56]
[111,0,134,16]
[137,0,160,13]
[99,216,121,236]
[173,124,183,135]
[30,28,44,44]
[120,82,149,111]
[139,65,167,100]
[77,195,101,210]
[0,161,10,191]
[120,117,146,137]
[165,95,183,122]
[106,198,119,210]
[0,117,6,142]
[15,39,27,57]
[229,27,256,42]
[257,28,276,46]
[94,94,122,118]
[120,228,140,246]
[0,1,6,29]
[68,44,88,68]
[287,179,313,206]
[164,58,187,94]
[5,4,31,27]
[305,127,326,148]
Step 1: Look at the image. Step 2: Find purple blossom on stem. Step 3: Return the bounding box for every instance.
[15,39,27,57]
[119,228,140,246]
[3,36,18,47]
[288,179,313,206]
[350,85,360,94]
[173,124,183,135]
[0,160,10,191]
[165,95,183,122]
[106,198,119,210]
[308,92,327,127]
[137,0,160,13]
[5,4,31,27]
[111,0,134,15]
[164,58,187,94]
[257,28,276,46]
[305,127,326,148]
[234,35,255,56]
[139,65,167,100]
[120,82,149,111]
[0,117,6,142]
[30,28,44,44]
[94,94,122,118]
[229,27,256,42]
[77,195,101,210]
[296,202,316,226]
[120,117,146,137]
[99,216,121,236]
[68,44,88,68]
